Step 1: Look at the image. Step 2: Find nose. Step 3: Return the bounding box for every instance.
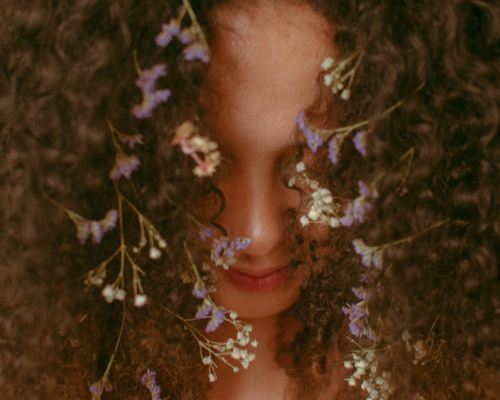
[216,169,292,260]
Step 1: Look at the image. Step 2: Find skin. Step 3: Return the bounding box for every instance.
[201,2,343,399]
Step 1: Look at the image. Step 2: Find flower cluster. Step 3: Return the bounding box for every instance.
[296,110,368,164]
[67,209,118,245]
[198,311,257,383]
[155,7,210,64]
[352,238,384,271]
[340,181,379,227]
[181,244,258,382]
[141,369,162,400]
[342,287,375,340]
[210,236,252,270]
[131,64,171,119]
[172,121,222,177]
[321,52,363,101]
[294,162,344,229]
[344,349,394,400]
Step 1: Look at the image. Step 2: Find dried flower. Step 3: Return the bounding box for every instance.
[183,42,210,63]
[352,238,383,270]
[199,226,215,241]
[328,136,341,165]
[344,350,394,400]
[141,369,162,400]
[296,111,324,153]
[210,236,251,270]
[89,379,112,400]
[172,121,221,177]
[118,133,144,149]
[155,20,181,47]
[110,152,140,181]
[340,181,379,227]
[195,298,226,333]
[353,130,368,157]
[132,64,171,119]
[342,287,375,341]
[134,294,147,307]
[68,209,118,245]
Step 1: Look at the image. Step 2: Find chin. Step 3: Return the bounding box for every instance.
[211,267,307,319]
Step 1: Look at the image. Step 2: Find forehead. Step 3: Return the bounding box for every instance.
[205,2,334,158]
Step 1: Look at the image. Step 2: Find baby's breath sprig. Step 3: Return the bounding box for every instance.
[293,161,345,229]
[321,51,363,101]
[168,242,258,382]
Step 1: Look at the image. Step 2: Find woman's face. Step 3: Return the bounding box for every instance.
[205,2,334,319]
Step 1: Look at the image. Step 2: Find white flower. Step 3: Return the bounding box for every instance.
[134,294,147,307]
[202,356,212,365]
[300,216,310,226]
[323,73,334,87]
[149,247,161,259]
[295,162,306,173]
[114,288,126,301]
[208,373,217,382]
[229,311,238,320]
[321,57,335,71]
[340,88,351,100]
[102,284,115,303]
[250,339,258,348]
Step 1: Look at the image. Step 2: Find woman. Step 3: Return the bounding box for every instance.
[0,0,497,399]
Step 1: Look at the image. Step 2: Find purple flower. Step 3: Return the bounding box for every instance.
[177,28,196,45]
[100,209,118,232]
[296,111,324,153]
[141,369,162,400]
[211,236,252,269]
[342,302,374,340]
[70,209,118,245]
[110,152,140,180]
[340,181,379,226]
[89,380,112,399]
[352,238,383,270]
[155,20,181,48]
[132,64,171,119]
[328,136,340,165]
[199,227,214,241]
[206,308,225,333]
[183,42,210,63]
[195,299,212,319]
[352,287,368,301]
[353,130,367,157]
[233,237,252,251]
[192,282,208,299]
[119,133,143,149]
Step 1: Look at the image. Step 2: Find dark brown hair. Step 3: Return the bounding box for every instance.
[0,0,498,399]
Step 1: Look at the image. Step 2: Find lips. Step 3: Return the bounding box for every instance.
[222,265,290,293]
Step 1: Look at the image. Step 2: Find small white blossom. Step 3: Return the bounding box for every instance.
[114,288,126,301]
[149,247,161,259]
[102,284,115,303]
[202,356,212,365]
[341,88,351,100]
[321,57,335,71]
[295,162,306,173]
[134,294,147,307]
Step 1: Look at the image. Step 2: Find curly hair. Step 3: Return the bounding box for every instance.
[0,0,498,399]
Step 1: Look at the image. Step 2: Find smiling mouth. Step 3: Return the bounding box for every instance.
[222,265,290,293]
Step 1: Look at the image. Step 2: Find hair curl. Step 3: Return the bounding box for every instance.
[0,0,498,399]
